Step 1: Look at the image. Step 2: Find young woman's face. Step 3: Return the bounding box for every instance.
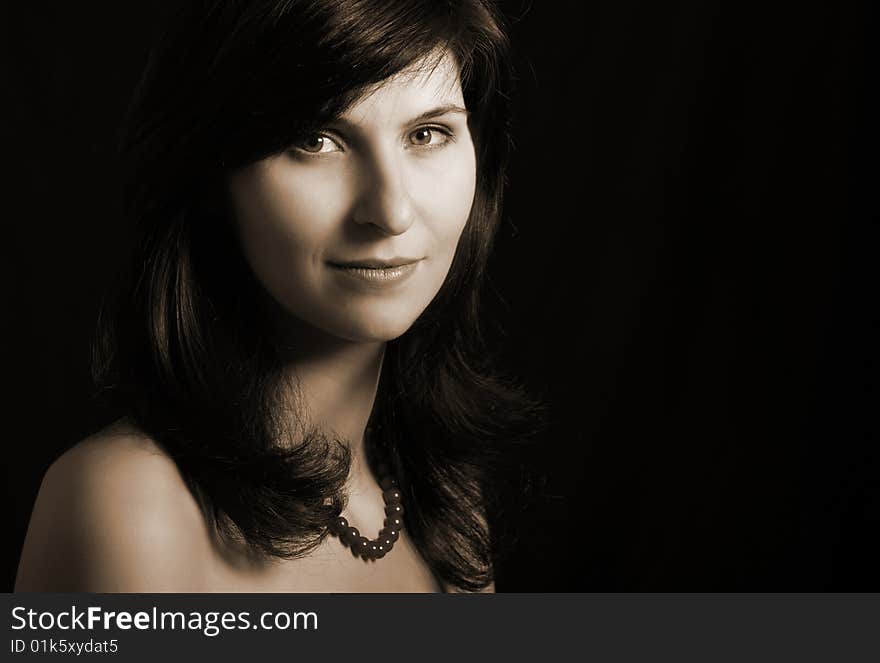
[227,53,476,343]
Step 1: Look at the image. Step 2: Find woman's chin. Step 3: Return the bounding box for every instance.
[316,309,421,344]
[338,318,416,343]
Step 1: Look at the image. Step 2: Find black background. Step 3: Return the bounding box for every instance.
[4,1,877,591]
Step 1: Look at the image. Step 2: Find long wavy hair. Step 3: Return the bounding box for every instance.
[93,0,542,591]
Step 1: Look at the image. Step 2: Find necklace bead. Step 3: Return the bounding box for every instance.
[384,515,403,530]
[383,488,402,503]
[352,536,371,556]
[340,526,359,546]
[385,503,404,518]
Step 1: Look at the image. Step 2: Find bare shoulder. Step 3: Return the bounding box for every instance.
[15,419,211,592]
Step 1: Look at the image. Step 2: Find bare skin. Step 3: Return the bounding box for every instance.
[15,419,446,592]
[14,344,493,591]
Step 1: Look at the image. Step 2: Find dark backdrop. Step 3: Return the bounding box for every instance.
[4,1,877,591]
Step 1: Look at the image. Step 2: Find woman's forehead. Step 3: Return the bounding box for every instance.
[338,51,465,129]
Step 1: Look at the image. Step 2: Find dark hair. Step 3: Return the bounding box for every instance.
[94,0,541,591]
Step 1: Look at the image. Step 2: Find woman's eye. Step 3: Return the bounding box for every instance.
[293,133,342,154]
[407,127,451,148]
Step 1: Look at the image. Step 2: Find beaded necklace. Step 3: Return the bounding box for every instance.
[328,424,404,560]
[328,473,404,560]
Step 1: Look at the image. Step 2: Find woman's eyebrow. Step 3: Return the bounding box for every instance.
[403,104,469,126]
[333,104,469,132]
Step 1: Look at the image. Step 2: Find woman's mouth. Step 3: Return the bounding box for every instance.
[328,258,423,287]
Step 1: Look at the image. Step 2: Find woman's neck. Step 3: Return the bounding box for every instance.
[272,315,385,480]
[292,341,384,461]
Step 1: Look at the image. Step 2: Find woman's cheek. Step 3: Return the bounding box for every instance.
[420,149,477,247]
[265,163,351,240]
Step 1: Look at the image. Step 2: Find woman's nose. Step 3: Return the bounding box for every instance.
[351,154,415,236]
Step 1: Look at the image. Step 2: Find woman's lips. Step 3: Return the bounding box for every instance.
[328,259,422,286]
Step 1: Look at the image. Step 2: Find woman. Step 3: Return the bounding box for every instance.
[15,0,540,592]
